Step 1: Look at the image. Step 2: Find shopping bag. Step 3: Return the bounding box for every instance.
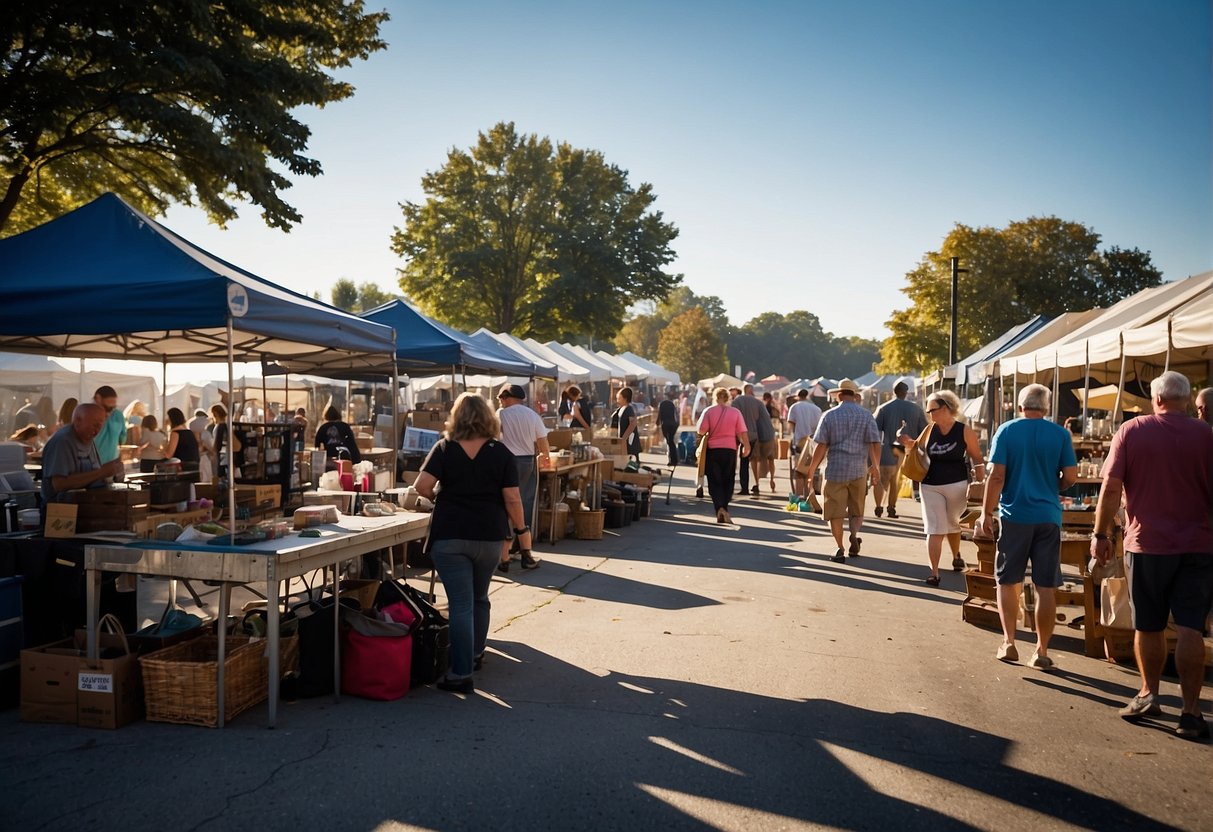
[900,424,933,483]
[695,433,708,479]
[898,477,913,499]
[1100,576,1132,630]
[376,579,449,687]
[339,604,414,701]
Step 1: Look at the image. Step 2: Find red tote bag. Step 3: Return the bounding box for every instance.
[340,602,417,701]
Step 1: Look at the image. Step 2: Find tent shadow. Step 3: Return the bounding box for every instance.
[511,558,722,611]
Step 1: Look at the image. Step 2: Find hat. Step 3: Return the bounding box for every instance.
[828,378,860,396]
[498,383,527,401]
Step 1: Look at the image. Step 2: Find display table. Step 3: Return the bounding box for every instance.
[84,512,430,727]
[537,459,605,543]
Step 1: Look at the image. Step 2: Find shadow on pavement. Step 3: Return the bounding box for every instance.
[515,559,722,611]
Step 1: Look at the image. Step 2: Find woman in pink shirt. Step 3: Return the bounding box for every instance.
[696,386,751,525]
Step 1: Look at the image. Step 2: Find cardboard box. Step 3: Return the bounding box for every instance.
[610,469,660,488]
[235,484,281,510]
[592,436,626,454]
[44,503,78,538]
[132,507,214,539]
[547,429,573,450]
[74,631,143,729]
[20,639,80,724]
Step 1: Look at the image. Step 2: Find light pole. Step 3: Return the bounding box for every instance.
[949,257,967,366]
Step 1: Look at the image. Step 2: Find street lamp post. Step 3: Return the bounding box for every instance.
[949,257,968,366]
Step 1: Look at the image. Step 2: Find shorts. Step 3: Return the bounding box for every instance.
[753,439,776,461]
[823,477,866,521]
[1125,551,1213,632]
[920,480,969,535]
[994,520,1061,587]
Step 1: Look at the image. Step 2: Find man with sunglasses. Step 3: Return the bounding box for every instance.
[92,385,127,464]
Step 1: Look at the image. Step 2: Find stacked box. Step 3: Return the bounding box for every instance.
[67,489,150,533]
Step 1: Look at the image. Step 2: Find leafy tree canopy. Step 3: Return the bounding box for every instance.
[329,278,393,313]
[878,217,1163,374]
[391,122,681,342]
[0,1,388,234]
[657,307,727,383]
[614,287,730,359]
[728,311,881,381]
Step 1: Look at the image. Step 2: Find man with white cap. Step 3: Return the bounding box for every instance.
[496,383,549,571]
[805,379,881,563]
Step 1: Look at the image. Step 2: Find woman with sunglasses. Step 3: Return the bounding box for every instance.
[899,390,985,585]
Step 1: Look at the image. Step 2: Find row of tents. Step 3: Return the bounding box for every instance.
[0,194,681,421]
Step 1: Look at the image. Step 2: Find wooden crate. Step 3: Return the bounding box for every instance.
[67,488,150,533]
[961,597,1003,631]
[610,469,660,488]
[235,484,280,510]
[964,570,996,602]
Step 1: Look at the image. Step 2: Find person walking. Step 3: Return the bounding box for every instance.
[496,383,548,571]
[658,389,680,467]
[696,387,751,525]
[1090,371,1213,740]
[414,393,533,694]
[900,390,984,585]
[804,379,881,563]
[978,384,1077,669]
[786,389,822,499]
[732,384,774,496]
[873,381,927,519]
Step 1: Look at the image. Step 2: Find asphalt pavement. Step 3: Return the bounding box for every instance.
[1,450,1208,831]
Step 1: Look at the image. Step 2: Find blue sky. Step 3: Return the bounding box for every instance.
[163,0,1212,341]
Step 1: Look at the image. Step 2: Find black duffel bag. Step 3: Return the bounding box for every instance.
[375,579,449,687]
[291,595,362,698]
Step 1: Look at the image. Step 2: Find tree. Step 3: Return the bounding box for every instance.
[879,217,1163,374]
[726,311,881,380]
[390,122,681,341]
[615,287,731,358]
[330,279,358,312]
[329,279,392,313]
[0,1,388,234]
[613,314,665,357]
[657,307,727,382]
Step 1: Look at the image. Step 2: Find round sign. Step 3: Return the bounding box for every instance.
[227,284,249,318]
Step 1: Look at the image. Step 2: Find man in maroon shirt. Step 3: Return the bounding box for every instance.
[1091,371,1213,741]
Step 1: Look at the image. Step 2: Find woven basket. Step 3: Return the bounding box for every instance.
[572,509,604,540]
[141,635,278,727]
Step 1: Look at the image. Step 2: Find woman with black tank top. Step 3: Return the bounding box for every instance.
[163,407,201,478]
[910,390,985,585]
[414,392,534,694]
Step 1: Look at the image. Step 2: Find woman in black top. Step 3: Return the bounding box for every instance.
[901,390,985,585]
[415,393,532,694]
[614,386,641,461]
[558,385,593,432]
[208,404,241,479]
[314,406,362,465]
[164,408,201,477]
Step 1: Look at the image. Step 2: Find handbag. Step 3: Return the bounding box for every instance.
[900,423,933,482]
[376,579,450,687]
[339,602,415,701]
[1100,575,1132,630]
[695,410,720,479]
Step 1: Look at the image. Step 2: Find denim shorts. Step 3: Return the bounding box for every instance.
[995,520,1061,587]
[1126,551,1213,632]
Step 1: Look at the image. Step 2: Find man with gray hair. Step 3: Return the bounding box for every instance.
[1195,387,1213,427]
[1091,371,1213,740]
[979,383,1077,669]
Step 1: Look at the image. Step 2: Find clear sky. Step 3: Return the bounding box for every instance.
[162,0,1212,342]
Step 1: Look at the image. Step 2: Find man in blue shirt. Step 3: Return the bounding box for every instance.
[979,384,1077,670]
[92,385,127,464]
[872,381,927,518]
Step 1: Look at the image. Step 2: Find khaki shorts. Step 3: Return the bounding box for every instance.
[753,439,776,461]
[823,477,867,520]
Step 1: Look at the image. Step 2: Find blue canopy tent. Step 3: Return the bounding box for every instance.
[0,193,399,551]
[360,300,554,378]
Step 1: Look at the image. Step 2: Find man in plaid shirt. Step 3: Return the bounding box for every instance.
[805,379,881,563]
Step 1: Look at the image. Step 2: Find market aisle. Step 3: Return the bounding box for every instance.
[0,451,1205,831]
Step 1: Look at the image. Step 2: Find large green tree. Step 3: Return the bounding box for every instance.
[614,287,730,358]
[657,307,727,382]
[878,217,1163,374]
[0,1,388,234]
[391,122,681,342]
[330,278,392,313]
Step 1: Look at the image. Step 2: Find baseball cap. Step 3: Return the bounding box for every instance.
[498,383,527,401]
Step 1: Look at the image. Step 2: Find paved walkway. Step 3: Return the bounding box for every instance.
[1,451,1207,831]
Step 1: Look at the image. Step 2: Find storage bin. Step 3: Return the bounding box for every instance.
[603,501,628,529]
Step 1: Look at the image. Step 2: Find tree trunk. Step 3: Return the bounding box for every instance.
[0,165,33,234]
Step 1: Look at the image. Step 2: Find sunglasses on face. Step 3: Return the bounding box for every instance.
[927,407,942,414]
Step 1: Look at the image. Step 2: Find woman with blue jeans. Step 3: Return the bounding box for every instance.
[416,393,532,694]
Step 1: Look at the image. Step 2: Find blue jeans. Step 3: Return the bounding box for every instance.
[515,454,537,529]
[431,538,503,678]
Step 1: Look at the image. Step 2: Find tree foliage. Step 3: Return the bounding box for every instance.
[329,278,392,313]
[614,287,730,359]
[0,1,388,234]
[728,311,881,380]
[657,307,727,382]
[878,217,1163,374]
[391,122,681,342]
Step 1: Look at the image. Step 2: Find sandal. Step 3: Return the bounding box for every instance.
[848,536,862,557]
[925,575,941,587]
[952,556,966,571]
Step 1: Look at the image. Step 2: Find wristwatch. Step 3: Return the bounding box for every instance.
[1091,532,1109,541]
[514,526,530,536]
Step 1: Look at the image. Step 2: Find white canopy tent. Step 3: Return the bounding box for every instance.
[619,351,681,387]
[0,352,160,430]
[542,343,613,383]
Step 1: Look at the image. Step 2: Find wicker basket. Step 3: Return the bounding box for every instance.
[572,509,604,540]
[141,635,278,727]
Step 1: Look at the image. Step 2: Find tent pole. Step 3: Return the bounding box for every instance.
[1111,337,1127,431]
[1164,317,1172,373]
[1081,344,1090,437]
[161,357,168,424]
[79,358,86,403]
[1051,352,1060,421]
[227,317,237,536]
[392,331,399,489]
[262,372,268,423]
